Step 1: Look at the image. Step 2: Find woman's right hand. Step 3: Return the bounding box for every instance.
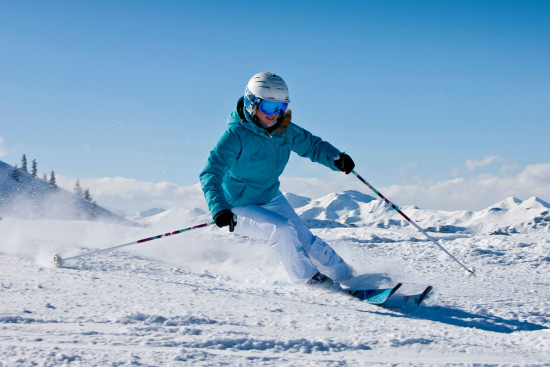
[213,209,237,232]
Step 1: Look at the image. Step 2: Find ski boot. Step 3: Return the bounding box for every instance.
[307,272,343,292]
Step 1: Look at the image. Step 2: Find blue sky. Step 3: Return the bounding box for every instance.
[1,1,549,212]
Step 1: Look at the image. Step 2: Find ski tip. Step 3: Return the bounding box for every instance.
[53,254,63,268]
[416,286,433,306]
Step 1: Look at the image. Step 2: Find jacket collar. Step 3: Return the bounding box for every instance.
[236,97,291,136]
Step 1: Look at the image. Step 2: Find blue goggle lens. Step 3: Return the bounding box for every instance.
[259,100,288,116]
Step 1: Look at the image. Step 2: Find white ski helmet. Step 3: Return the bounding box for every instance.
[244,72,290,116]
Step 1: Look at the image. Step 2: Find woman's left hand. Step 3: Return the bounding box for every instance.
[335,153,355,174]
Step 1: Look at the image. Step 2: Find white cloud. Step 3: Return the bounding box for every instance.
[516,163,550,191]
[284,163,550,211]
[381,163,550,211]
[0,137,7,157]
[465,155,501,171]
[57,176,207,215]
[56,172,362,215]
[500,163,519,173]
[56,162,550,215]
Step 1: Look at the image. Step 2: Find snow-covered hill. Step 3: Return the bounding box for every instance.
[0,210,548,365]
[0,160,131,224]
[288,190,550,235]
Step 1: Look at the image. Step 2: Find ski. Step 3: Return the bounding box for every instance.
[347,283,402,304]
[400,286,433,306]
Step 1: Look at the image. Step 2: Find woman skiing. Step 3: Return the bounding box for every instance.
[200,72,356,288]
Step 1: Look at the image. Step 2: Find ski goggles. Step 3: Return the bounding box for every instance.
[258,100,288,116]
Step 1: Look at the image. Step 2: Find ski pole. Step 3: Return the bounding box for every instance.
[54,221,215,268]
[352,170,476,277]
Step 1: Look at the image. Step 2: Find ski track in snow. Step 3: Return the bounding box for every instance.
[0,216,549,366]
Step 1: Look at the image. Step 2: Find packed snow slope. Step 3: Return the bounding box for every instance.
[1,199,549,365]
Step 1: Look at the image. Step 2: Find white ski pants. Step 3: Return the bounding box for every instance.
[232,192,352,284]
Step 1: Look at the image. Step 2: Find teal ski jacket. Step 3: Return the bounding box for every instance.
[200,97,343,218]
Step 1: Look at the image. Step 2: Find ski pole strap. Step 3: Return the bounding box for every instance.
[352,170,475,277]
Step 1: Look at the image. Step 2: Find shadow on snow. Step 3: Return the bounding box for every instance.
[357,302,547,334]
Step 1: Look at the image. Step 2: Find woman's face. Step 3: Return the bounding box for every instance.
[256,109,279,127]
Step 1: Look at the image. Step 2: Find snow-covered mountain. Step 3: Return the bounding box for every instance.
[0,160,131,223]
[462,196,550,235]
[132,207,208,227]
[138,207,167,218]
[286,190,550,235]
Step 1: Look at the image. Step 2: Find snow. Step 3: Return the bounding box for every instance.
[1,195,549,366]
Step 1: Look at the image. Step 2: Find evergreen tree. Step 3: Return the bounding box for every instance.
[43,173,48,181]
[31,159,38,178]
[74,179,84,197]
[10,165,21,182]
[84,188,92,201]
[49,171,57,189]
[20,154,28,174]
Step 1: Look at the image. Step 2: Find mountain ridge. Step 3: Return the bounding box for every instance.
[284,190,550,235]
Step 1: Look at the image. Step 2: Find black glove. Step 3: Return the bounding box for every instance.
[213,209,237,232]
[334,153,355,174]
